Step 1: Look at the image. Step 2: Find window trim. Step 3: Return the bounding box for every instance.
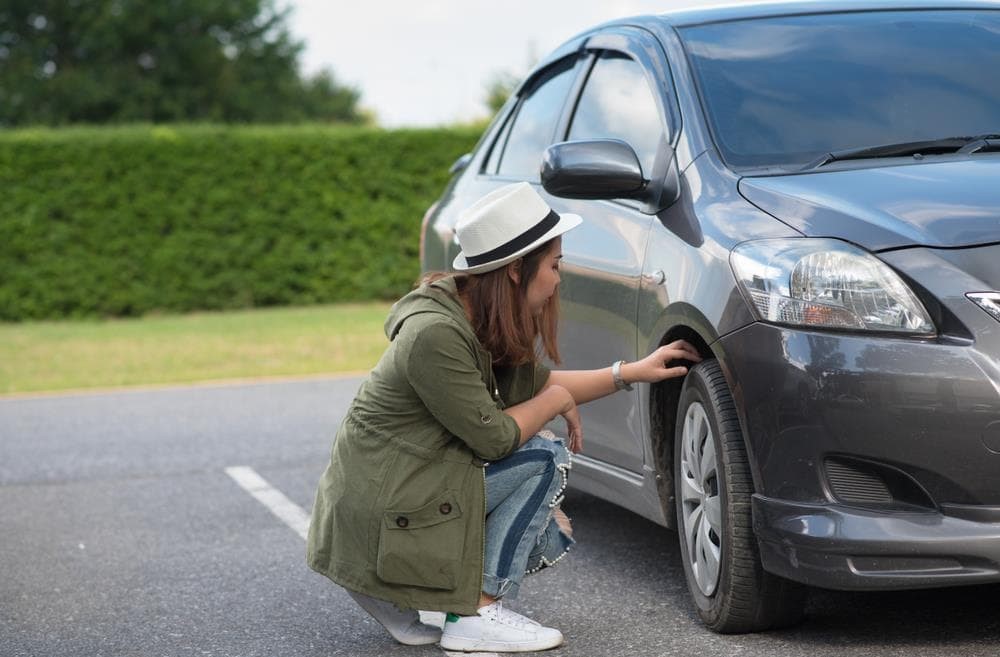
[565,49,664,177]
[482,102,517,176]
[479,52,592,181]
[558,27,683,214]
[474,25,685,215]
[573,27,681,147]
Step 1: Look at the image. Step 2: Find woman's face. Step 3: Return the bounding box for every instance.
[524,237,563,316]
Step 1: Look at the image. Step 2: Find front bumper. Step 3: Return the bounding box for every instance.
[718,318,1000,589]
[754,495,1000,590]
[718,321,1000,506]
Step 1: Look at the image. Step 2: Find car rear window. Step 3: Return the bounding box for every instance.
[679,10,1000,171]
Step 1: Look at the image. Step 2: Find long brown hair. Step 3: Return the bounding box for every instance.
[422,238,561,366]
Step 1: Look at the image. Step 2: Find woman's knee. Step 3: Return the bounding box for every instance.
[486,436,570,495]
[521,435,571,502]
[522,434,570,462]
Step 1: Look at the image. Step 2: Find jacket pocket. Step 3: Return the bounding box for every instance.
[376,490,465,590]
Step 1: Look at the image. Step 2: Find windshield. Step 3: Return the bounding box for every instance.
[679,10,1000,171]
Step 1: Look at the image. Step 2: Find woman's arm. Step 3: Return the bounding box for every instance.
[545,340,702,405]
[503,384,582,452]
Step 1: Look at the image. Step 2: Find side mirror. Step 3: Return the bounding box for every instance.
[542,138,680,212]
[449,152,472,174]
[541,139,646,200]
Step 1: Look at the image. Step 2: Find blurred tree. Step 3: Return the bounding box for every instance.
[484,70,520,115]
[0,0,365,125]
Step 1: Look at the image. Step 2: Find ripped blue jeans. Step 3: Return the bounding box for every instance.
[482,435,575,599]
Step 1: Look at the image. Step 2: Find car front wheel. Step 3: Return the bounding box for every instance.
[674,359,806,632]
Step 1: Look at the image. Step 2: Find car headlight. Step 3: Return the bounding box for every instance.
[730,238,935,335]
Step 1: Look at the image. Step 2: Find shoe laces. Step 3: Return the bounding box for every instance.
[482,601,540,630]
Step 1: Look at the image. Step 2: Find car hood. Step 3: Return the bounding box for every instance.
[738,158,1000,251]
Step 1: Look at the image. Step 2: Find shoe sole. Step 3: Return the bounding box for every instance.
[439,636,564,652]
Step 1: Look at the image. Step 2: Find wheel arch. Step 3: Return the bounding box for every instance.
[644,291,766,514]
[648,319,715,530]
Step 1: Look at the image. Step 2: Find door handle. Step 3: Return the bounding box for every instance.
[646,269,666,286]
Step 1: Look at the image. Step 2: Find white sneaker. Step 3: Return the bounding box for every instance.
[439,600,564,652]
[346,590,442,646]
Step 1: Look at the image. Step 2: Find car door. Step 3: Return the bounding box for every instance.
[542,30,676,474]
[459,30,673,474]
[421,50,591,277]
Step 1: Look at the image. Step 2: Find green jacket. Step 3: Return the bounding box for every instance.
[306,277,549,614]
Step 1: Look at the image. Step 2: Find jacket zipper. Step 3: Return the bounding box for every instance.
[477,363,499,608]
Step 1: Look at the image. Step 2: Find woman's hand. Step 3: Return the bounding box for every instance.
[561,399,583,454]
[507,384,584,451]
[623,340,702,385]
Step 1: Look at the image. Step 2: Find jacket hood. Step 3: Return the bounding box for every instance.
[738,157,1000,251]
[385,277,467,340]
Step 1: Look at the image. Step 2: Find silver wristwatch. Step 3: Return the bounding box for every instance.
[612,360,634,391]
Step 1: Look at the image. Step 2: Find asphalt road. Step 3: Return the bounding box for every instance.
[3,377,1000,657]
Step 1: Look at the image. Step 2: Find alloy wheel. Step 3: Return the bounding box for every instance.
[679,401,722,597]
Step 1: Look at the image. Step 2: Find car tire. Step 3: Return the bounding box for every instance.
[674,359,806,633]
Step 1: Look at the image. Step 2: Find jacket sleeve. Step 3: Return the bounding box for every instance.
[404,321,521,461]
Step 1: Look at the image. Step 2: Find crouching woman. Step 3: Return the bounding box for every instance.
[306,182,700,652]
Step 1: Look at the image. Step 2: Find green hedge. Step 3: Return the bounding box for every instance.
[0,124,481,320]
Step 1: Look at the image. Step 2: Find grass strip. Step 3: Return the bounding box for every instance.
[0,302,392,394]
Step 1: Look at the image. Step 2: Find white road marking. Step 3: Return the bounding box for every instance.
[225,465,499,657]
[224,466,311,540]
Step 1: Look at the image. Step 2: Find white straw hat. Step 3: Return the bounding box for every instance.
[452,182,582,274]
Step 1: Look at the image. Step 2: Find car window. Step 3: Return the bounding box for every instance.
[484,110,514,175]
[495,59,577,180]
[568,52,663,178]
[680,9,1000,171]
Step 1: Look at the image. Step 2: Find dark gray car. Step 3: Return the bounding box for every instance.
[420,0,1000,633]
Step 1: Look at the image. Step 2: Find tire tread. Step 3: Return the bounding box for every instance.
[673,359,807,633]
